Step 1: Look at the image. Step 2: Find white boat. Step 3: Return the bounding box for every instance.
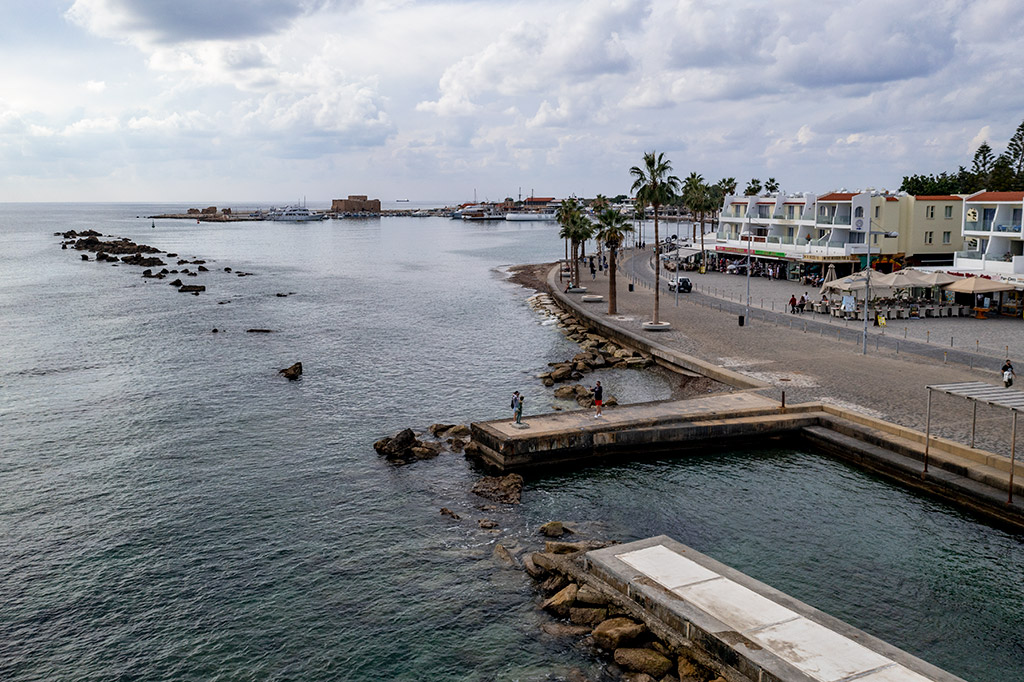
[505,211,556,222]
[461,204,506,221]
[269,206,324,222]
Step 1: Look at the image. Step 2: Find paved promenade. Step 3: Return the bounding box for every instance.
[548,252,1023,459]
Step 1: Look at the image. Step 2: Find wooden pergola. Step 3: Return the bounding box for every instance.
[925,381,1024,503]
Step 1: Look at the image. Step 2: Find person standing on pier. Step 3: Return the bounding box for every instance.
[592,381,603,418]
[510,391,520,420]
[514,394,524,424]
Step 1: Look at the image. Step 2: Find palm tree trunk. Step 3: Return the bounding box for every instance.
[699,210,705,273]
[653,206,661,323]
[608,246,618,315]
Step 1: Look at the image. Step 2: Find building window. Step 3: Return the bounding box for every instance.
[926,206,935,219]
[854,206,864,218]
[787,205,794,219]
[924,231,933,244]
[944,205,953,219]
[874,206,880,218]
[942,231,951,244]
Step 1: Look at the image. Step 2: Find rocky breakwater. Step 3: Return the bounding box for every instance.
[373,423,474,465]
[529,536,727,682]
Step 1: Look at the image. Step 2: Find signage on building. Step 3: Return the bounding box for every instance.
[715,246,787,258]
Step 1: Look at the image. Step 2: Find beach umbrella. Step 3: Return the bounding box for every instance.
[824,269,894,297]
[818,263,838,295]
[914,270,962,286]
[874,269,930,288]
[943,277,1017,294]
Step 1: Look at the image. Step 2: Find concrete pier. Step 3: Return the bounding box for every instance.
[585,536,966,682]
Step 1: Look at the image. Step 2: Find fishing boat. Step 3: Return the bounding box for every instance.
[461,204,507,221]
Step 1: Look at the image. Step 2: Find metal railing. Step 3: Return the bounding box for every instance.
[955,250,984,260]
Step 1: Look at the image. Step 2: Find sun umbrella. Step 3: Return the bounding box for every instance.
[818,263,838,295]
[943,277,1017,294]
[874,269,930,288]
[823,269,894,297]
[914,270,962,286]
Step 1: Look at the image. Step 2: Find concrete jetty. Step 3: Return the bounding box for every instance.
[584,536,966,682]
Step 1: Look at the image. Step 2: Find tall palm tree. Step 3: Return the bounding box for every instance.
[557,198,581,285]
[683,173,718,274]
[718,177,737,196]
[571,210,596,283]
[765,177,780,194]
[595,207,633,315]
[630,151,681,324]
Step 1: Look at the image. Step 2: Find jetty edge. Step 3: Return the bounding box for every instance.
[529,535,968,682]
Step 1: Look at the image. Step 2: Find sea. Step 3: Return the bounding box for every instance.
[1,202,1021,682]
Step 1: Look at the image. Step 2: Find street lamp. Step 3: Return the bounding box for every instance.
[862,221,899,354]
[744,215,752,323]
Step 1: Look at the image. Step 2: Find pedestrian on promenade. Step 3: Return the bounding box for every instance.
[1002,360,1015,388]
[510,391,520,420]
[789,294,797,314]
[514,394,524,424]
[590,262,597,279]
[801,292,809,313]
[592,381,603,418]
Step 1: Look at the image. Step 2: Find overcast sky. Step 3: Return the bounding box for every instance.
[2,0,1022,203]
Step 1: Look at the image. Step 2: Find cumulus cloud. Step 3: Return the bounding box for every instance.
[65,0,356,42]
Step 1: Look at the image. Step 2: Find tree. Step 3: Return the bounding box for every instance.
[595,208,633,315]
[743,178,762,196]
[557,198,582,286]
[683,173,719,274]
[972,141,995,188]
[990,153,1016,191]
[765,177,780,194]
[1007,120,1024,176]
[718,177,737,196]
[630,151,681,325]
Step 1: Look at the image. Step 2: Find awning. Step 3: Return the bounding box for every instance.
[927,381,1024,412]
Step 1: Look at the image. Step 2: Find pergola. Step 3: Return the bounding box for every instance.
[925,381,1024,503]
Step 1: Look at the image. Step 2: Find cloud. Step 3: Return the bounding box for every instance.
[84,80,107,92]
[65,0,356,43]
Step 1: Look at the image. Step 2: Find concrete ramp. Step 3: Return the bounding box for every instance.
[586,536,965,682]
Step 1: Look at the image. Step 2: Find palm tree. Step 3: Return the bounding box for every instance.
[632,199,646,247]
[718,177,737,196]
[744,178,762,196]
[765,177,779,194]
[630,151,681,324]
[683,173,718,274]
[557,198,581,285]
[571,210,596,282]
[595,207,633,314]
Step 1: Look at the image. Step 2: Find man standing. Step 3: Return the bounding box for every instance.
[1002,360,1015,388]
[510,391,520,420]
[592,381,603,418]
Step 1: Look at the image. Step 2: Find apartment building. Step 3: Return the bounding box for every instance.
[953,191,1024,282]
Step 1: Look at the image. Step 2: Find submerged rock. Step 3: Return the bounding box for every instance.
[471,473,524,504]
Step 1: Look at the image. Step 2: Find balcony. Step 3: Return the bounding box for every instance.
[816,214,834,225]
[994,224,1023,233]
[964,221,989,232]
[833,215,852,226]
[955,250,984,260]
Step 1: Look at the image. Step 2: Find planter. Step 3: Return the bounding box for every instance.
[581,295,604,303]
[641,321,673,331]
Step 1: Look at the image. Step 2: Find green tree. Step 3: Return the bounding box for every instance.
[743,178,762,196]
[630,151,681,325]
[557,198,583,286]
[990,153,1016,191]
[972,141,995,188]
[683,172,719,273]
[1007,120,1024,176]
[718,177,737,196]
[595,208,633,315]
[765,177,780,194]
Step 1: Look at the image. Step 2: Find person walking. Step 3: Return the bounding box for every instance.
[789,294,797,314]
[592,380,603,418]
[510,391,520,420]
[514,393,524,424]
[1002,360,1015,388]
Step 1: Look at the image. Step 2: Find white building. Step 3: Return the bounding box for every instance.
[953,191,1024,282]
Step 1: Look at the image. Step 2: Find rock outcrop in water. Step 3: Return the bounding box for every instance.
[279,362,302,380]
[470,473,524,504]
[373,428,444,465]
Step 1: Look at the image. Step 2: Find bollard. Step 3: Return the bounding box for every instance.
[803,321,807,333]
[927,330,930,343]
[951,336,953,348]
[977,340,979,352]
[970,356,974,369]
[944,351,947,364]
[781,390,786,408]
[897,340,899,354]
[905,327,908,339]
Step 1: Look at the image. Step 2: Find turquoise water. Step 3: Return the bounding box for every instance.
[1,204,1021,681]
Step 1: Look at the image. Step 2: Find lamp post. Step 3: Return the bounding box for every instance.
[745,215,752,323]
[862,222,899,354]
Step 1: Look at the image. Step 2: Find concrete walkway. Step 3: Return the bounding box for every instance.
[547,255,1022,463]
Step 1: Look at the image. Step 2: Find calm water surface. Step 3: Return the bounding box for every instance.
[0,204,1020,682]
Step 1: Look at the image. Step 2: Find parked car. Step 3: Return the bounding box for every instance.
[668,276,692,292]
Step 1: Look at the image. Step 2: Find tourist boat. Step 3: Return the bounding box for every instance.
[269,206,324,222]
[461,204,506,221]
[505,211,556,222]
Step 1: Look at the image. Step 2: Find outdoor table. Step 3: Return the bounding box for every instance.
[973,307,989,319]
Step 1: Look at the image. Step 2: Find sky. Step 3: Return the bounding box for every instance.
[2,0,1023,203]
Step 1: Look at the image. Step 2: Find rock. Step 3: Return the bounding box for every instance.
[540,622,593,638]
[493,543,518,566]
[522,553,546,579]
[605,396,619,407]
[440,507,461,520]
[446,424,471,439]
[429,423,454,437]
[539,521,564,537]
[540,574,569,595]
[448,438,466,453]
[179,285,206,293]
[169,279,183,287]
[531,552,559,572]
[569,607,608,626]
[212,328,218,333]
[81,254,89,260]
[550,365,573,382]
[471,473,523,504]
[545,540,588,554]
[410,446,439,460]
[540,583,578,618]
[677,657,703,681]
[575,584,608,607]
[462,441,481,456]
[542,377,555,387]
[198,265,209,272]
[592,618,646,650]
[246,329,273,333]
[613,649,672,678]
[224,266,232,272]
[553,386,576,399]
[373,428,419,461]
[278,362,302,380]
[478,518,498,529]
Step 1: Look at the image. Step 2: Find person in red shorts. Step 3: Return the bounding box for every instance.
[592,380,603,418]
